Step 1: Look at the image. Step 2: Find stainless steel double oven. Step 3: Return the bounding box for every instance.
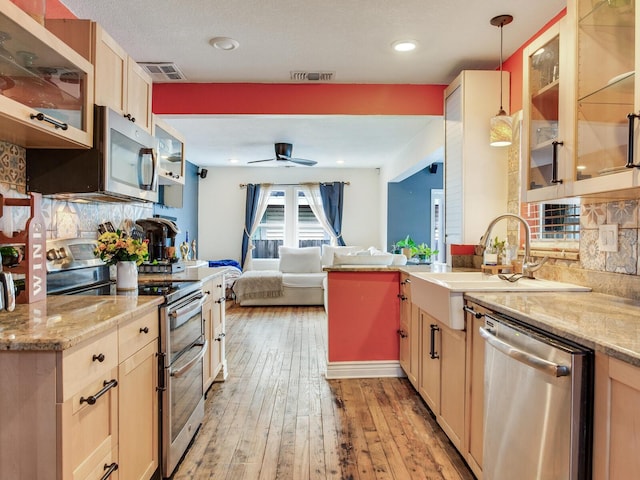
[155,282,208,477]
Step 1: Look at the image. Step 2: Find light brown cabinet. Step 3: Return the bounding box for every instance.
[0,307,159,480]
[593,353,640,480]
[417,308,466,451]
[398,273,416,386]
[570,0,640,195]
[118,311,159,480]
[153,116,186,186]
[463,301,488,479]
[0,1,94,148]
[203,274,227,393]
[522,19,574,202]
[46,19,153,133]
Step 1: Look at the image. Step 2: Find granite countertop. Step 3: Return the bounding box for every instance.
[465,291,640,367]
[139,266,228,283]
[0,295,163,351]
[0,267,228,352]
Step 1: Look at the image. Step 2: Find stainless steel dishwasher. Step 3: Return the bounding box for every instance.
[480,311,593,480]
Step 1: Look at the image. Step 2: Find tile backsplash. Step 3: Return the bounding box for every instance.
[0,140,152,240]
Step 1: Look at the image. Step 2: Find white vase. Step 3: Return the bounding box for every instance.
[116,261,138,291]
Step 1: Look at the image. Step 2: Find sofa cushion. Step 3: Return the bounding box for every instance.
[282,273,326,288]
[278,246,322,273]
[321,245,363,266]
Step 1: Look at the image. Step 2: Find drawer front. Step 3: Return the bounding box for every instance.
[61,367,118,480]
[202,278,216,305]
[118,309,159,362]
[62,328,118,401]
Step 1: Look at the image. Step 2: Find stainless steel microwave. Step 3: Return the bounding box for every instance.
[27,105,159,203]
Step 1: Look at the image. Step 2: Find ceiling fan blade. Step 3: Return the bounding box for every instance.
[288,158,317,166]
[247,158,276,164]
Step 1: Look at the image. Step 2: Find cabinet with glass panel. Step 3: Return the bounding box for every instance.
[571,0,638,195]
[523,19,573,202]
[0,1,93,148]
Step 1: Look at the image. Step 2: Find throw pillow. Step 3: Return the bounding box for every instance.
[278,246,322,273]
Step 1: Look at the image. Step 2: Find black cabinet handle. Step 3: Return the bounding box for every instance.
[397,329,407,339]
[124,113,136,123]
[29,112,68,130]
[463,306,484,319]
[551,140,564,184]
[205,290,211,295]
[627,113,640,168]
[92,353,105,363]
[429,324,440,359]
[100,462,118,480]
[139,326,149,334]
[80,379,118,406]
[216,297,226,304]
[397,294,407,301]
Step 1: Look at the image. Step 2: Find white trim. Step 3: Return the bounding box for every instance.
[325,360,405,379]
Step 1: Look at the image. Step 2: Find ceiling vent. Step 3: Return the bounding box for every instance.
[290,71,335,82]
[138,62,186,82]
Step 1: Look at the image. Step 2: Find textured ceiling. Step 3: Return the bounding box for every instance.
[59,0,566,168]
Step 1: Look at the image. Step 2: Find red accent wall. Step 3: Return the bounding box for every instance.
[44,0,76,19]
[327,271,400,362]
[153,83,446,116]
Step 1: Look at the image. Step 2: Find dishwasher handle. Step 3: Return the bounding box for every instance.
[479,326,570,378]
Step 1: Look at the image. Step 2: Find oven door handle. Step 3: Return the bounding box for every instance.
[479,326,570,377]
[170,340,208,378]
[169,292,209,324]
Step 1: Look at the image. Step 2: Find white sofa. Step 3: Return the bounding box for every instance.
[233,245,406,308]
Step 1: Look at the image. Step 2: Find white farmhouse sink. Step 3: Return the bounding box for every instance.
[409,272,590,330]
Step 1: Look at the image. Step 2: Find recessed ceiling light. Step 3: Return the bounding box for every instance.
[228,158,239,164]
[392,40,417,52]
[209,37,240,51]
[336,159,345,164]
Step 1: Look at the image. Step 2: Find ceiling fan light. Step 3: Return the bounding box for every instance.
[489,110,513,147]
[209,36,239,51]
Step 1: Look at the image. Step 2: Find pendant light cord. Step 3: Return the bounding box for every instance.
[499,21,504,111]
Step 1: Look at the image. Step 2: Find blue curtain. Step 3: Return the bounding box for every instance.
[320,182,346,246]
[241,183,261,268]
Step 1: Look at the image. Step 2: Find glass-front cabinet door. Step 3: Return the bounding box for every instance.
[153,116,185,186]
[573,0,637,195]
[523,21,572,202]
[0,1,93,148]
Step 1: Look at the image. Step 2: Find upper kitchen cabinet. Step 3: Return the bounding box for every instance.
[522,19,575,202]
[46,19,153,133]
[570,0,638,196]
[153,115,185,185]
[444,70,509,259]
[0,1,93,148]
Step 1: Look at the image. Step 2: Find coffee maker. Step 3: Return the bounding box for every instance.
[135,218,183,271]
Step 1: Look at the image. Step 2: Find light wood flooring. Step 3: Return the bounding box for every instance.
[173,305,475,480]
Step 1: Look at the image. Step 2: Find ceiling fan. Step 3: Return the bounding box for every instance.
[248,142,317,166]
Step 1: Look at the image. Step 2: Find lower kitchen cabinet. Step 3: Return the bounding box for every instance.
[118,311,159,480]
[418,308,466,451]
[593,353,640,480]
[464,301,487,479]
[398,273,418,386]
[0,306,160,480]
[203,273,227,393]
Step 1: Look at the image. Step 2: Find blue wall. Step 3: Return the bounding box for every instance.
[387,164,443,252]
[154,161,199,250]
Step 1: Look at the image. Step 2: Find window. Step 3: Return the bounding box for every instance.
[252,187,330,258]
[522,199,580,252]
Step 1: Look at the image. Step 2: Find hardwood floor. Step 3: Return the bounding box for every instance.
[173,305,475,480]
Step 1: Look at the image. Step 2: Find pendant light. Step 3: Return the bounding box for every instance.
[489,14,513,147]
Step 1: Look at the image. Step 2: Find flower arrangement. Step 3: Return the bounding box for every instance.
[94,231,149,266]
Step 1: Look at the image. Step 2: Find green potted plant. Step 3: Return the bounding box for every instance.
[416,243,439,263]
[395,235,417,258]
